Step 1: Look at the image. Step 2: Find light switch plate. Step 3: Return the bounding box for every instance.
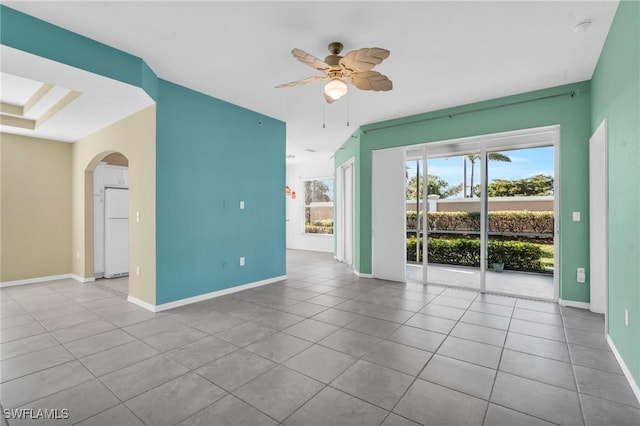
[572,212,581,221]
[240,201,245,209]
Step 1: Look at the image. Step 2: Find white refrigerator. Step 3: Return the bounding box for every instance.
[104,187,129,278]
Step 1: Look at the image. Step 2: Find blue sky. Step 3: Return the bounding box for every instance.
[407,146,554,198]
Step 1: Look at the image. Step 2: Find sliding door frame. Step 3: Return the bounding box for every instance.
[407,125,560,300]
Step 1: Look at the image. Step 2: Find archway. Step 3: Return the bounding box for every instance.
[84,151,130,297]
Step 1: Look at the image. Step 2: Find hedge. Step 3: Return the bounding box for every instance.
[305,224,333,234]
[304,219,333,234]
[407,236,544,272]
[406,210,553,234]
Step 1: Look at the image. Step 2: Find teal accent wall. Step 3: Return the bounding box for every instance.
[591,0,639,386]
[2,5,287,305]
[156,80,285,304]
[339,82,593,302]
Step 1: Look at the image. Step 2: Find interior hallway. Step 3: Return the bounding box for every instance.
[1,250,638,425]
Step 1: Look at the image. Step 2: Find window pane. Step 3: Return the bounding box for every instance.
[304,178,334,235]
[305,178,333,204]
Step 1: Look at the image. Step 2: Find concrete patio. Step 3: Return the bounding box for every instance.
[407,264,554,300]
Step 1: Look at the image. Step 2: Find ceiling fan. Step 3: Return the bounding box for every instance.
[276,42,392,103]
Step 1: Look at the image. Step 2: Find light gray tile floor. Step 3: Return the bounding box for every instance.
[1,250,638,425]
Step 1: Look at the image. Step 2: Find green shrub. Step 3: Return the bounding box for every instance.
[488,240,543,271]
[406,211,422,229]
[428,211,480,231]
[406,237,544,272]
[312,219,334,227]
[407,210,553,234]
[305,224,333,234]
[488,211,553,234]
[407,235,419,260]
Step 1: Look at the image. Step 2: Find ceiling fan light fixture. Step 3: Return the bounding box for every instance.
[324,78,347,100]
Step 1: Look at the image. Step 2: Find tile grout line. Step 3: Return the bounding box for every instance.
[381,287,478,425]
[482,299,515,425]
[564,309,590,426]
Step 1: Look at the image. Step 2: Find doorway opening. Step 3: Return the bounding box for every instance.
[405,126,558,300]
[86,151,130,298]
[336,158,355,266]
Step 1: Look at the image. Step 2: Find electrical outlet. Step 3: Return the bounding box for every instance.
[240,257,245,266]
[240,200,245,210]
[222,261,228,269]
[577,267,586,283]
[77,251,80,259]
[572,212,581,221]
[136,265,140,276]
[136,211,140,223]
[625,309,629,326]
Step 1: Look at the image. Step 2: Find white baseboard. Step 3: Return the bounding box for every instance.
[0,273,73,287]
[71,274,95,283]
[607,335,640,405]
[558,299,590,310]
[354,270,373,278]
[128,275,288,313]
[127,295,158,312]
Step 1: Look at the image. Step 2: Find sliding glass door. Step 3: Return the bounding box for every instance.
[485,146,555,299]
[405,126,558,300]
[424,153,482,290]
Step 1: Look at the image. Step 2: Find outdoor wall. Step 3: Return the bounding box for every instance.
[337,82,592,303]
[591,0,639,389]
[0,134,72,282]
[72,106,156,305]
[155,80,286,305]
[433,197,554,213]
[286,161,334,253]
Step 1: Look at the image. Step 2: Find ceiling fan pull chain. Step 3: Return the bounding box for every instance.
[346,95,350,127]
[322,99,326,128]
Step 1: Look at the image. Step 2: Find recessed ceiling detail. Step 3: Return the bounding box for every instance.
[0,46,155,142]
[1,79,53,116]
[0,73,82,130]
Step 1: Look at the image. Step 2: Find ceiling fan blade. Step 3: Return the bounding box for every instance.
[339,48,390,73]
[324,93,337,104]
[349,71,393,91]
[275,75,327,88]
[292,48,331,71]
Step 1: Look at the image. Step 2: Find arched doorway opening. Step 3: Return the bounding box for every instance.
[85,151,130,297]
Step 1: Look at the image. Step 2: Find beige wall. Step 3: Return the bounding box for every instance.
[1,134,72,282]
[72,105,156,304]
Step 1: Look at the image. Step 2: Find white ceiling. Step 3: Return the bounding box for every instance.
[2,1,618,163]
[0,46,154,142]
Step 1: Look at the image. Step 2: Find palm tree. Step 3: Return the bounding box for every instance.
[465,152,511,197]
